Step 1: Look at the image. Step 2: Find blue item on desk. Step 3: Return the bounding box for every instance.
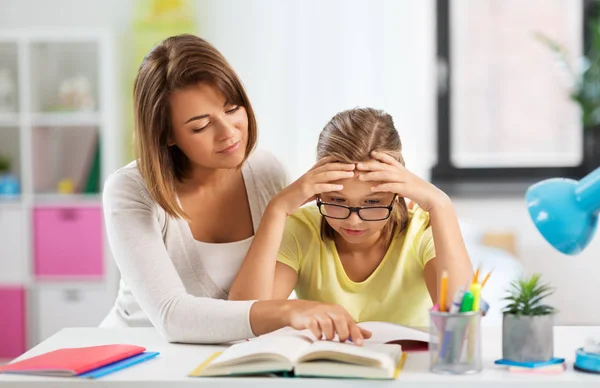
[78,351,160,379]
[574,348,600,374]
[494,357,565,368]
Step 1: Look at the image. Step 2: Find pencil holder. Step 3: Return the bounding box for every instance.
[429,310,482,375]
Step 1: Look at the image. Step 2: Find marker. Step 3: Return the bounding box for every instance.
[459,291,474,312]
[454,291,474,363]
[469,283,481,312]
[481,270,493,288]
[449,287,466,313]
[438,287,466,360]
[480,298,490,316]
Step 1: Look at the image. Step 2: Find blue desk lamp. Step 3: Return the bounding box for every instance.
[526,166,600,255]
[526,167,600,373]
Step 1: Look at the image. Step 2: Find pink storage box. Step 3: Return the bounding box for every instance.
[34,207,103,278]
[0,286,26,359]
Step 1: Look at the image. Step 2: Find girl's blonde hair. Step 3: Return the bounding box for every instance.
[133,34,257,219]
[317,107,409,242]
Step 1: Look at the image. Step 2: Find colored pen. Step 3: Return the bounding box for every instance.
[480,298,490,316]
[449,287,466,313]
[455,291,474,363]
[472,268,480,285]
[459,291,474,312]
[438,287,466,360]
[481,270,493,288]
[439,270,448,312]
[469,283,482,312]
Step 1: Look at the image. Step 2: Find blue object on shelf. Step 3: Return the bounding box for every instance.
[574,348,600,374]
[0,174,20,196]
[494,357,565,368]
[525,166,600,255]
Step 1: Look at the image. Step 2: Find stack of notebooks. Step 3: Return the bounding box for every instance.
[0,344,159,379]
[495,357,566,374]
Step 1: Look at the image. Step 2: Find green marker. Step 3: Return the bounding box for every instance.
[459,291,474,312]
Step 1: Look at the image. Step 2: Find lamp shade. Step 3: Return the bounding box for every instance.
[525,167,600,255]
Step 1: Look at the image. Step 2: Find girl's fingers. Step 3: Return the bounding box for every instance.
[306,318,323,340]
[360,327,372,339]
[358,171,403,183]
[311,156,339,170]
[371,182,405,194]
[371,151,404,168]
[326,313,350,343]
[313,170,355,183]
[312,184,344,194]
[348,322,365,346]
[355,159,393,172]
[316,315,335,341]
[314,162,356,173]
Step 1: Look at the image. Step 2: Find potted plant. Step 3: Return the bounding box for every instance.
[502,273,556,363]
[535,16,600,172]
[0,154,19,197]
[0,154,10,176]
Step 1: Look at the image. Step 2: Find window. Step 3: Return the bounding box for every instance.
[432,0,596,189]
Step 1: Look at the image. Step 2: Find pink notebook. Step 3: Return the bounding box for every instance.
[0,344,145,377]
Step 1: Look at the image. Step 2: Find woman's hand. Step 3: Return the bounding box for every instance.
[283,300,372,345]
[269,156,355,217]
[356,151,449,212]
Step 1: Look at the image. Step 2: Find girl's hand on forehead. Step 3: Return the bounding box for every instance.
[355,151,449,212]
[268,156,356,217]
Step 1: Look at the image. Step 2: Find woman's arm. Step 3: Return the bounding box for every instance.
[103,171,299,343]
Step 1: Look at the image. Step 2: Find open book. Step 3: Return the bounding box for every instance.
[259,321,430,351]
[358,321,430,351]
[189,336,405,379]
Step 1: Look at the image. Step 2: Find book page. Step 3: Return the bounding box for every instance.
[297,342,400,370]
[358,321,430,344]
[210,336,313,367]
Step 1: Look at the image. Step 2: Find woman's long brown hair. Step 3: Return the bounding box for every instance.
[133,34,257,219]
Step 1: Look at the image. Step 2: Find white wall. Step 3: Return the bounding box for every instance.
[198,0,436,181]
[453,197,600,325]
[2,0,598,326]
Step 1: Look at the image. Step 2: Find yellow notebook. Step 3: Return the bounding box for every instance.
[189,336,407,379]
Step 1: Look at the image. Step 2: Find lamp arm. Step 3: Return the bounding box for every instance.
[575,167,600,214]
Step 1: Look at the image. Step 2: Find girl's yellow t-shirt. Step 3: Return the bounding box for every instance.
[277,204,436,329]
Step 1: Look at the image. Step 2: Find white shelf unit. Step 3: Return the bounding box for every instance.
[0,29,120,358]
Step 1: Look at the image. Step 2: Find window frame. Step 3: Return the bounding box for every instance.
[431,0,597,189]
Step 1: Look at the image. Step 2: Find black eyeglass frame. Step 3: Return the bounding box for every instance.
[316,194,398,221]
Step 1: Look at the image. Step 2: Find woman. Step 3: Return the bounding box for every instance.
[100,34,370,344]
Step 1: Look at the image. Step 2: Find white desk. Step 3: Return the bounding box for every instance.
[0,326,599,387]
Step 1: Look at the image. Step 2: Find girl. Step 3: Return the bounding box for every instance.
[230,107,474,333]
[101,34,369,344]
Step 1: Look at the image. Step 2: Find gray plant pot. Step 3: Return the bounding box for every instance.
[502,313,554,362]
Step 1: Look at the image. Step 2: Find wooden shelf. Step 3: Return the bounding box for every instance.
[33,193,102,206]
[0,196,23,208]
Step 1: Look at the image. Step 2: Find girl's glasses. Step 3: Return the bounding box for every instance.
[316,195,397,221]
